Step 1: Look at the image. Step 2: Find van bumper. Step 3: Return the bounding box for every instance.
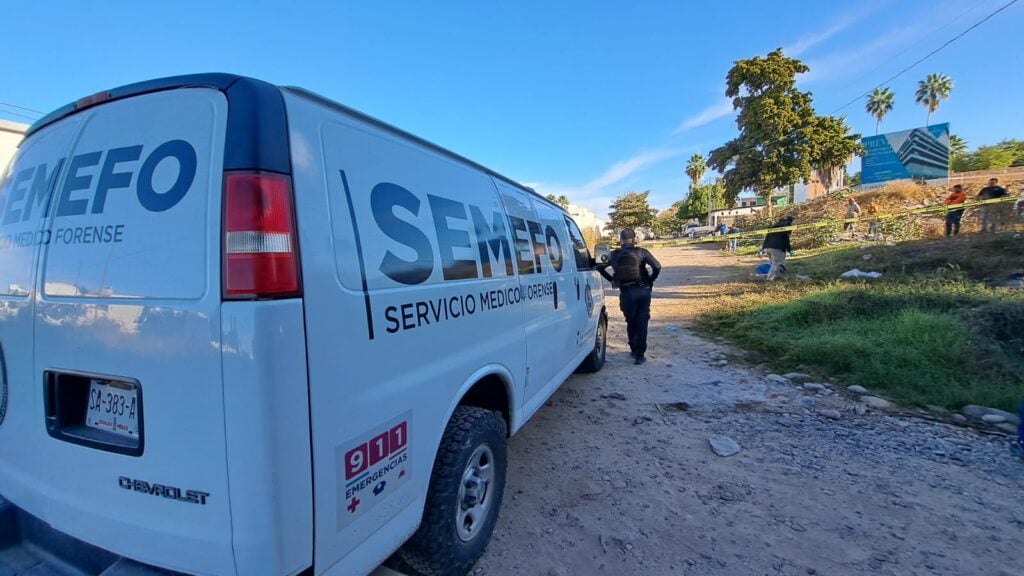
[0,496,183,576]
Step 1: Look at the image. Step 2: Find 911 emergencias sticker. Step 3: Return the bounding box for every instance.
[336,411,411,530]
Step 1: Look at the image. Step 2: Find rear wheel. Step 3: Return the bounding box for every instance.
[577,312,607,373]
[399,406,507,576]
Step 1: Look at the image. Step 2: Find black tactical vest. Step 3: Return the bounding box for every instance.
[613,248,645,286]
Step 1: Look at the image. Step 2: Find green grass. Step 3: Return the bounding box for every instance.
[791,234,1024,282]
[697,244,1024,411]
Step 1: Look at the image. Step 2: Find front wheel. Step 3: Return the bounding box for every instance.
[399,406,507,576]
[577,312,607,373]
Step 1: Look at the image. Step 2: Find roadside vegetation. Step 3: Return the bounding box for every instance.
[696,233,1024,412]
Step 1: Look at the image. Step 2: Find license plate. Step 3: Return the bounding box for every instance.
[86,380,139,438]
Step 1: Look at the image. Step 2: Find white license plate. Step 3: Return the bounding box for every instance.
[86,380,139,438]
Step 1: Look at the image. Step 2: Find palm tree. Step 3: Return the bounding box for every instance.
[864,87,894,135]
[685,153,706,191]
[915,73,954,127]
[948,134,967,158]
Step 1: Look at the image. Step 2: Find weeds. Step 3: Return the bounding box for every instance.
[697,235,1024,411]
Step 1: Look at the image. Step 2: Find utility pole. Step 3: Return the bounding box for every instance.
[706,176,713,226]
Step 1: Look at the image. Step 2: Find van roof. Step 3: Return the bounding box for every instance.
[282,86,545,203]
[28,73,560,213]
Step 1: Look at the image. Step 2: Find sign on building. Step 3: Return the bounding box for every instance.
[861,123,949,185]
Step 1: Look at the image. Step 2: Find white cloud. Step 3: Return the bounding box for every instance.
[582,149,682,190]
[673,99,734,134]
[530,148,684,218]
[783,11,863,56]
[800,0,986,85]
[672,7,875,135]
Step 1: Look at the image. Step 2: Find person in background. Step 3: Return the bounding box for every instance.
[761,215,794,281]
[866,200,881,238]
[727,225,740,253]
[977,177,1008,233]
[718,222,728,236]
[597,229,661,365]
[944,184,967,236]
[844,198,861,232]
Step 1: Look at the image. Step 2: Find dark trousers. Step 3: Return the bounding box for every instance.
[619,286,652,357]
[945,210,963,236]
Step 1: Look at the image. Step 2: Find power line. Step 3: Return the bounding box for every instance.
[830,0,991,101]
[829,0,1019,115]
[0,109,40,122]
[0,101,44,115]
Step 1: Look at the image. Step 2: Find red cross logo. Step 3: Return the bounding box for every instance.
[347,497,360,513]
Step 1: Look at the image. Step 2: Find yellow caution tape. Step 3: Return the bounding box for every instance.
[658,196,1021,246]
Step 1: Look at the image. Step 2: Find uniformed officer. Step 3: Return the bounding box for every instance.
[598,229,661,364]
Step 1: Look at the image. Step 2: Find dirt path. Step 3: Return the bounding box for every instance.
[471,245,1024,576]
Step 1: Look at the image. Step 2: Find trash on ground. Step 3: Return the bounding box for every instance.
[840,268,882,279]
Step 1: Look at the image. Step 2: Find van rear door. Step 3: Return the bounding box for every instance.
[0,87,236,575]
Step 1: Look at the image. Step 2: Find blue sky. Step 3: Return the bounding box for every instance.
[3,0,1022,218]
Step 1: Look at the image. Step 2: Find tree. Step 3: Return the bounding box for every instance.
[997,138,1024,167]
[545,193,570,209]
[915,73,953,127]
[707,49,818,215]
[948,134,967,158]
[810,115,863,194]
[972,145,1016,170]
[677,181,726,222]
[685,153,706,191]
[864,87,894,135]
[951,138,1024,172]
[849,171,862,186]
[651,202,686,237]
[607,191,657,231]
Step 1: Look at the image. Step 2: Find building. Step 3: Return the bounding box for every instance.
[709,206,760,226]
[566,203,607,235]
[713,194,790,226]
[896,128,949,179]
[737,194,790,209]
[0,120,28,170]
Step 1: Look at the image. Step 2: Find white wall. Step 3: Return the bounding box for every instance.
[0,120,28,173]
[567,203,607,233]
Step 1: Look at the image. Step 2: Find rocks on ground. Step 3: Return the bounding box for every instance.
[962,404,1020,427]
[708,436,742,457]
[861,396,896,410]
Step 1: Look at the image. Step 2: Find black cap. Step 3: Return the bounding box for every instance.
[620,228,636,241]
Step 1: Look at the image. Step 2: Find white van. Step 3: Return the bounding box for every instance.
[0,74,608,576]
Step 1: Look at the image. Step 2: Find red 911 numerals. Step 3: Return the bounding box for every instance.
[345,421,408,480]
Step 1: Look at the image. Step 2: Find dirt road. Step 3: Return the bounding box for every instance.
[470,245,1023,576]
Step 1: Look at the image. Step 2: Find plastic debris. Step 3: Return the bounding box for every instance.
[840,268,882,279]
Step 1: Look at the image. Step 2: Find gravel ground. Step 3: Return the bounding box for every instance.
[468,245,1024,576]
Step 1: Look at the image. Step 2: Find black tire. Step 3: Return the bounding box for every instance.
[399,406,507,576]
[577,312,607,373]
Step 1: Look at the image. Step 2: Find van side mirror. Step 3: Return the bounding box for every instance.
[593,243,611,266]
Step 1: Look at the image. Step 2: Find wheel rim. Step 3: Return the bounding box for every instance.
[596,318,606,362]
[456,444,495,542]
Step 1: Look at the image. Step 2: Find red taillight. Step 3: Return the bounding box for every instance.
[223,171,301,299]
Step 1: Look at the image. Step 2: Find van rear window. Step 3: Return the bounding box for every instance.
[37,90,226,299]
[0,120,82,296]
